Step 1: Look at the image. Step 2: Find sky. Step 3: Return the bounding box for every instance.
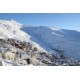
[0,13,80,31]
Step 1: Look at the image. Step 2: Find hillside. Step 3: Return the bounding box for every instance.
[22,26,80,61]
[0,20,79,66]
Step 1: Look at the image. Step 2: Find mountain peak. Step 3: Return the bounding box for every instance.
[0,20,22,29]
[0,20,30,41]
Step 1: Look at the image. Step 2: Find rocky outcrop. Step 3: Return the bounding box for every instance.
[0,38,79,66]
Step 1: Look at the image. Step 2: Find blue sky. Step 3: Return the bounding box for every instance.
[0,13,80,30]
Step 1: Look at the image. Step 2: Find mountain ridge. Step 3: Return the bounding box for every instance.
[21,25,80,61]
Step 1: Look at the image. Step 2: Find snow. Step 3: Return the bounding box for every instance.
[52,32,63,37]
[49,27,61,31]
[0,20,30,41]
[21,26,80,61]
[0,59,18,66]
[0,20,80,65]
[0,20,46,52]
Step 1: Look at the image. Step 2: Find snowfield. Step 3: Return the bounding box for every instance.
[0,20,80,66]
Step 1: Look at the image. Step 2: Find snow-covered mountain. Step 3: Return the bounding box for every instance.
[0,20,80,66]
[0,20,46,52]
[0,20,30,41]
[21,26,80,61]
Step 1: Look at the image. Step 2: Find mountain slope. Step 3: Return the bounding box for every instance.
[21,26,80,61]
[0,20,46,52]
[0,20,30,41]
[0,20,80,66]
[0,20,50,66]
